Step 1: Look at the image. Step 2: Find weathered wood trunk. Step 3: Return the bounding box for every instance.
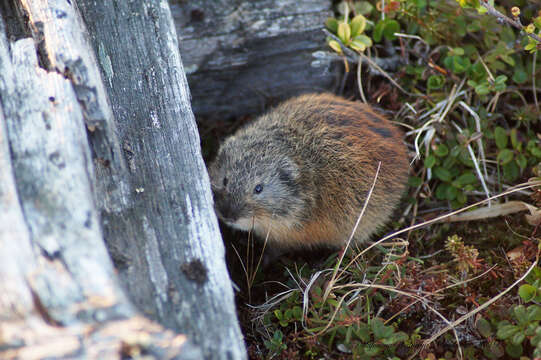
[171,0,337,118]
[0,0,245,359]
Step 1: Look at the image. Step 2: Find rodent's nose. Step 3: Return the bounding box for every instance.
[213,191,240,222]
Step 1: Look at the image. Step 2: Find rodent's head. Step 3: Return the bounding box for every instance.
[208,133,306,233]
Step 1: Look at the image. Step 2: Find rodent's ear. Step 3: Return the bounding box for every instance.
[279,157,300,183]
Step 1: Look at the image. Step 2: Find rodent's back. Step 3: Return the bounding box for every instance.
[208,93,409,248]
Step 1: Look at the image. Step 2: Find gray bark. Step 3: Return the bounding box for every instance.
[0,0,245,359]
[171,0,337,118]
[0,9,201,360]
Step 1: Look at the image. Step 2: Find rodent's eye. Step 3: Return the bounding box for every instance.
[223,177,228,187]
[254,184,263,194]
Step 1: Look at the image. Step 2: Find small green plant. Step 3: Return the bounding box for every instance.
[325,2,373,53]
[264,330,287,356]
[273,305,302,328]
[445,235,482,274]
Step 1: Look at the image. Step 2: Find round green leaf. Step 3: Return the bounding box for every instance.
[497,149,514,165]
[325,17,339,33]
[516,154,527,170]
[382,20,400,40]
[446,185,458,200]
[350,15,367,37]
[434,144,449,157]
[435,183,449,200]
[452,55,471,73]
[408,176,423,187]
[373,20,385,42]
[527,304,541,321]
[476,318,492,338]
[512,68,527,84]
[354,1,374,15]
[475,83,490,95]
[494,126,508,149]
[353,34,372,47]
[454,172,477,186]
[505,343,523,357]
[434,167,452,182]
[328,40,343,54]
[510,128,519,149]
[424,155,437,168]
[338,22,351,43]
[497,324,519,340]
[427,75,445,90]
[503,161,520,182]
[350,41,366,52]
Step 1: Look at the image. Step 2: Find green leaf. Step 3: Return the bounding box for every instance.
[408,176,423,187]
[434,167,452,182]
[427,75,445,90]
[325,17,339,33]
[450,47,465,56]
[510,128,519,149]
[494,127,508,149]
[497,149,514,165]
[350,15,367,37]
[525,41,537,52]
[446,186,458,200]
[453,172,477,186]
[506,343,523,357]
[382,20,400,41]
[516,154,527,170]
[503,161,520,182]
[495,74,508,84]
[530,146,541,158]
[354,1,373,15]
[371,318,393,339]
[338,22,351,43]
[513,68,528,84]
[497,324,519,339]
[476,318,493,338]
[475,83,490,95]
[350,41,366,52]
[434,144,449,157]
[274,309,283,320]
[452,55,471,73]
[328,40,343,54]
[435,183,449,200]
[424,155,437,168]
[514,305,528,325]
[382,331,408,345]
[354,323,371,342]
[373,20,385,42]
[364,344,381,356]
[456,190,467,204]
[500,55,515,66]
[527,304,541,321]
[534,16,541,30]
[353,34,372,47]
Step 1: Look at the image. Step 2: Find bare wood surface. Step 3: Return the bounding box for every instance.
[0,0,245,358]
[0,9,201,359]
[75,1,247,358]
[171,0,337,118]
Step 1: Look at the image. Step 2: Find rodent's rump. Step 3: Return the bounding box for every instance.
[208,93,409,248]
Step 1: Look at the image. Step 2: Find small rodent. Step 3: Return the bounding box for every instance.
[208,93,409,249]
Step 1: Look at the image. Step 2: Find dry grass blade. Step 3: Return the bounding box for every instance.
[322,162,381,302]
[342,180,541,275]
[443,200,541,224]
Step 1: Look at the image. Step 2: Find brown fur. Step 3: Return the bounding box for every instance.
[208,93,409,249]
